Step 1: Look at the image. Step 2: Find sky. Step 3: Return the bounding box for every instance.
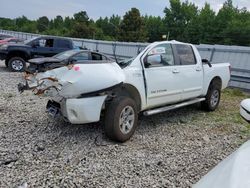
[0,0,250,20]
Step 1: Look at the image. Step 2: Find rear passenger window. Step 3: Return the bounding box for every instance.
[102,55,108,60]
[74,52,89,61]
[91,53,102,60]
[175,44,196,65]
[57,40,71,49]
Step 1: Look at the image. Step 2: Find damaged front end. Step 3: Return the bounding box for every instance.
[18,73,61,96]
[18,62,125,124]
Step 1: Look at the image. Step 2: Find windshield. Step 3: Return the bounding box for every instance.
[24,37,38,45]
[53,50,78,60]
[118,58,134,66]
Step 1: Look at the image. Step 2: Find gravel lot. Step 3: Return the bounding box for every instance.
[0,61,249,188]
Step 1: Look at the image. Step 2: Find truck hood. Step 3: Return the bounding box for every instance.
[28,57,62,65]
[20,62,125,98]
[6,43,30,48]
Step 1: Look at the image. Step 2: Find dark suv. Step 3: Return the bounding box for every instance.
[0,36,75,71]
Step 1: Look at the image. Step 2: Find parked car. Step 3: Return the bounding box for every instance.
[0,37,23,46]
[26,49,112,73]
[240,99,250,123]
[18,40,231,142]
[194,98,250,188]
[0,34,13,40]
[0,36,76,72]
[194,140,250,188]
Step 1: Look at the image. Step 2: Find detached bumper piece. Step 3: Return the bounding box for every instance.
[240,99,250,123]
[46,100,61,118]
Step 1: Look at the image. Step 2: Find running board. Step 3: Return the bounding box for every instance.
[143,98,206,116]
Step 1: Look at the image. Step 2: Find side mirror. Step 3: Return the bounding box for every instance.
[202,59,212,67]
[145,54,162,68]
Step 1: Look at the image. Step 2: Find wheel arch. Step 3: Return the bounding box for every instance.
[205,76,222,95]
[115,83,142,111]
[210,76,222,89]
[7,50,29,62]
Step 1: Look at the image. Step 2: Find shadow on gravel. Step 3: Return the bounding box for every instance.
[46,104,203,144]
[0,65,9,72]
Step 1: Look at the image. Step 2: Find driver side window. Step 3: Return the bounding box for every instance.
[74,52,89,62]
[146,44,174,67]
[35,39,54,48]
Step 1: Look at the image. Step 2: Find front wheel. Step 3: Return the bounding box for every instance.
[8,57,26,72]
[201,83,221,111]
[104,96,138,142]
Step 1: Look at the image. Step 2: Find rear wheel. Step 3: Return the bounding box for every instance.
[8,57,25,72]
[104,96,138,142]
[202,82,221,111]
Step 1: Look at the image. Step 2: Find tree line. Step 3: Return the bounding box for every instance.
[0,0,250,46]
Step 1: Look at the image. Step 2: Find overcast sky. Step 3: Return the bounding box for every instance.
[0,0,250,20]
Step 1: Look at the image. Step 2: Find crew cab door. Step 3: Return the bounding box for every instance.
[31,38,56,57]
[173,44,203,100]
[143,43,182,108]
[54,39,72,54]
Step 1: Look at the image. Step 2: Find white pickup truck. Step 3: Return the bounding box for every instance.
[19,41,231,142]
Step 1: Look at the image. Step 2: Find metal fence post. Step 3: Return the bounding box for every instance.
[210,48,216,62]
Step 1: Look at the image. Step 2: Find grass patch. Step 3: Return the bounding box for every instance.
[193,88,250,136]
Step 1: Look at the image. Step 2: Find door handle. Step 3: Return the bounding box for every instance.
[172,69,180,74]
[196,67,202,72]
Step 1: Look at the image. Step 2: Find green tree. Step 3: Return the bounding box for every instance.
[119,8,146,42]
[185,3,216,44]
[144,15,165,42]
[214,0,237,44]
[73,11,89,23]
[53,15,63,29]
[96,15,121,40]
[37,16,49,32]
[70,11,94,38]
[223,8,250,46]
[164,0,198,41]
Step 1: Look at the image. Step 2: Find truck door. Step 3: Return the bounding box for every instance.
[173,44,203,100]
[143,43,182,108]
[32,38,55,58]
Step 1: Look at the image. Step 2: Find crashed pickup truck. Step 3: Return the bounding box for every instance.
[18,41,231,142]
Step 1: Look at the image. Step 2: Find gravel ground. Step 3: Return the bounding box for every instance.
[0,61,249,188]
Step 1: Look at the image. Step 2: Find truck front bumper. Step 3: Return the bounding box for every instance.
[0,50,7,60]
[47,95,107,124]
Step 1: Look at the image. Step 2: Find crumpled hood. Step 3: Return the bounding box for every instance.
[28,57,61,65]
[22,62,125,98]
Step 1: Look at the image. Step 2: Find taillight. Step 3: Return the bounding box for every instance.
[229,65,231,75]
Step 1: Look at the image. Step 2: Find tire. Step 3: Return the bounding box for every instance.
[8,57,26,72]
[201,82,221,111]
[104,96,138,142]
